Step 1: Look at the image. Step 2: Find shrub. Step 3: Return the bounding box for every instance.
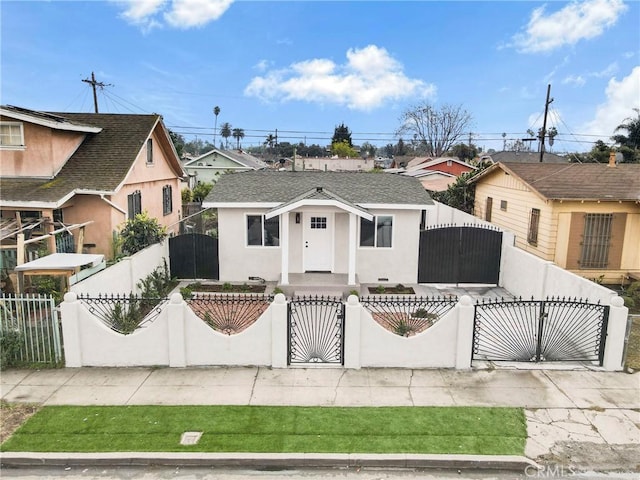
[192,182,214,203]
[119,212,167,256]
[181,188,193,202]
[622,282,640,312]
[0,329,24,368]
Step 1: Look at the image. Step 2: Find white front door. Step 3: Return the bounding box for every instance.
[303,213,333,271]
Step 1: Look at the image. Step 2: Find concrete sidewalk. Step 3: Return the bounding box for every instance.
[1,366,639,471]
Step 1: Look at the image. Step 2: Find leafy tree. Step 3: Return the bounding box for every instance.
[430,163,489,213]
[394,138,408,156]
[331,140,359,158]
[447,143,478,162]
[168,129,185,158]
[611,108,640,163]
[232,128,245,149]
[360,142,377,158]
[383,144,394,158]
[219,122,232,149]
[181,188,193,202]
[119,212,167,256]
[192,181,214,203]
[396,103,472,157]
[332,123,353,147]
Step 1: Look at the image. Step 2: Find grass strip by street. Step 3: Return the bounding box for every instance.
[0,405,526,455]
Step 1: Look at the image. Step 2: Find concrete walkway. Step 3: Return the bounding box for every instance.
[1,366,639,472]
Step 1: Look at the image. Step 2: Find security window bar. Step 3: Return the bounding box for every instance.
[127,191,142,219]
[580,214,613,269]
[359,216,393,248]
[0,122,24,147]
[247,215,280,247]
[310,217,327,229]
[528,208,540,246]
[162,185,173,216]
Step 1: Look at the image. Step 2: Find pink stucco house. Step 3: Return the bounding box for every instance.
[0,105,185,261]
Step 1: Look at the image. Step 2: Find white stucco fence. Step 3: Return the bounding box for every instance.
[70,241,169,296]
[60,292,628,371]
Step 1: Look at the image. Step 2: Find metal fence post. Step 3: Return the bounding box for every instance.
[536,301,546,362]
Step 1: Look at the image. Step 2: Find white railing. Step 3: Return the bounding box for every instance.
[0,294,62,366]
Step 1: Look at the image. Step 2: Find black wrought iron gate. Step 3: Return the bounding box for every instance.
[169,233,219,280]
[418,225,502,284]
[288,296,345,365]
[473,299,609,364]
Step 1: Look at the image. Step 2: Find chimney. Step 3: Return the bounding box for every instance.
[608,151,616,168]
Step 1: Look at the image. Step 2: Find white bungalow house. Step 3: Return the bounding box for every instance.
[202,171,434,287]
[182,148,268,185]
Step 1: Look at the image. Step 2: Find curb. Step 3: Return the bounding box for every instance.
[1,452,539,471]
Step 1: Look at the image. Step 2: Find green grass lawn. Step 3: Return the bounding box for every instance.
[0,405,526,455]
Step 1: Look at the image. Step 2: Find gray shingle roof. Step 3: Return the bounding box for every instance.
[1,112,167,205]
[474,162,640,201]
[204,171,433,206]
[483,151,569,164]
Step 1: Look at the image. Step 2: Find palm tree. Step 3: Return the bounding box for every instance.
[232,128,245,150]
[213,106,220,147]
[264,134,276,155]
[611,108,640,163]
[219,122,232,149]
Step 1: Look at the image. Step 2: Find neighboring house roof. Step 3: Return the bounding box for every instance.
[401,169,456,179]
[0,105,102,134]
[203,171,434,207]
[481,151,568,164]
[406,157,475,171]
[470,162,640,202]
[184,148,268,170]
[0,110,184,207]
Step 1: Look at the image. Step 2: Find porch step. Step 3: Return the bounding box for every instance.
[292,287,346,298]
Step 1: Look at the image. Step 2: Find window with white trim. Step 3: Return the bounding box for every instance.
[0,122,24,147]
[247,215,279,246]
[162,185,173,216]
[359,216,393,248]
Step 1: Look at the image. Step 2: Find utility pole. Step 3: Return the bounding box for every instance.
[539,84,554,162]
[81,72,111,113]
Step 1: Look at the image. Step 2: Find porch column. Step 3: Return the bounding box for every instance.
[281,212,289,285]
[348,213,357,285]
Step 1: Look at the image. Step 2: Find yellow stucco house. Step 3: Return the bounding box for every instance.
[470,159,640,285]
[0,105,185,264]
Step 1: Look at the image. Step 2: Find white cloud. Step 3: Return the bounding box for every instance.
[510,0,627,53]
[253,60,271,72]
[582,66,640,141]
[562,74,586,86]
[244,45,436,111]
[590,62,618,78]
[116,0,232,29]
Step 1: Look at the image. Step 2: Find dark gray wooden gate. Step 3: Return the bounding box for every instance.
[169,233,219,280]
[418,225,502,284]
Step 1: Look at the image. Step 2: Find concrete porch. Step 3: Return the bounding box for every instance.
[278,273,359,298]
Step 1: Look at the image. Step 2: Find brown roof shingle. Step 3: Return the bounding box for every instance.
[485,162,640,201]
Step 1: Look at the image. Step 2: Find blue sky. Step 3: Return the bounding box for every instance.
[1,0,639,153]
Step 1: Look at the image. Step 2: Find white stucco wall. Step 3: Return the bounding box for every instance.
[356,209,422,284]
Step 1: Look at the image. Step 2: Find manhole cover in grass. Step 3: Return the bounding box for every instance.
[180,431,203,445]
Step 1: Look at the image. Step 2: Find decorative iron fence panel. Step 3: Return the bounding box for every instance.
[418,225,502,284]
[78,294,167,335]
[288,296,345,365]
[0,294,62,366]
[186,293,273,335]
[360,296,457,337]
[169,233,219,280]
[473,298,609,364]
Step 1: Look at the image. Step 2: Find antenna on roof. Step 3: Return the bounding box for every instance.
[81,72,113,113]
